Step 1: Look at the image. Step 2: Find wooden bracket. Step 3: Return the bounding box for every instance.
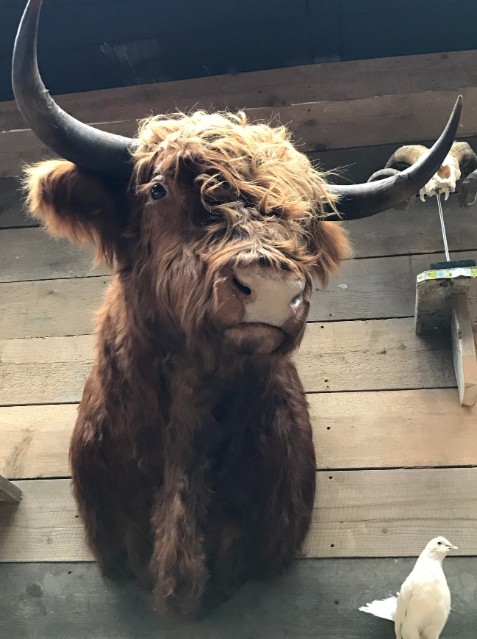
[0,475,22,504]
[452,293,477,406]
[415,267,477,407]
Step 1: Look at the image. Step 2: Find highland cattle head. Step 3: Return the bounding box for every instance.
[12,0,462,358]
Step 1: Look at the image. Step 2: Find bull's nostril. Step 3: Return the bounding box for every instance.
[232,275,252,296]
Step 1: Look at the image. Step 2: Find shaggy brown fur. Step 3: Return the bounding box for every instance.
[25,111,350,617]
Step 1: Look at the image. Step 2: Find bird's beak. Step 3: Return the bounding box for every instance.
[449,544,459,550]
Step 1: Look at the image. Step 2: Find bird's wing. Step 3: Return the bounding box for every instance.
[359,594,398,621]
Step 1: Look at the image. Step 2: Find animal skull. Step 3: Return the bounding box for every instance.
[419,152,461,201]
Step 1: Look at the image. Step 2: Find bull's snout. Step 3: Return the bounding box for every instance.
[232,266,306,327]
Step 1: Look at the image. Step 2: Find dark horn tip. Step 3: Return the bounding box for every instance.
[12,0,135,179]
[326,95,463,221]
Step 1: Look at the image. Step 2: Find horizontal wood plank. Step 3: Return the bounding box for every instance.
[1,469,475,561]
[1,89,473,177]
[342,197,477,258]
[0,405,75,479]
[4,139,477,229]
[1,389,475,480]
[0,558,474,638]
[0,319,455,406]
[6,248,474,339]
[0,334,94,405]
[307,468,477,558]
[298,318,454,392]
[0,277,108,339]
[311,389,477,469]
[0,178,31,229]
[2,200,476,288]
[2,50,476,132]
[0,228,103,283]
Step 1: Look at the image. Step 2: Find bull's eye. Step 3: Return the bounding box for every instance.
[150,183,167,200]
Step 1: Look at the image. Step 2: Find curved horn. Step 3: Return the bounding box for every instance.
[367,167,402,182]
[367,168,411,210]
[451,141,477,179]
[326,96,462,220]
[384,144,429,171]
[12,0,137,179]
[459,169,477,208]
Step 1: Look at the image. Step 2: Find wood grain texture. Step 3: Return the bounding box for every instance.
[2,469,476,561]
[0,405,75,479]
[310,389,477,469]
[0,334,94,405]
[1,249,467,339]
[1,389,475,480]
[2,201,476,290]
[306,468,477,558]
[0,178,31,229]
[2,89,475,177]
[4,139,477,229]
[342,197,477,258]
[0,277,108,339]
[0,228,104,283]
[2,50,476,132]
[297,318,454,392]
[0,319,455,406]
[0,558,475,639]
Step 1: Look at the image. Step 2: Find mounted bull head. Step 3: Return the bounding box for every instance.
[11,0,464,618]
[13,0,462,220]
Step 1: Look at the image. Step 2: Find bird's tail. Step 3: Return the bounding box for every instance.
[358,594,398,621]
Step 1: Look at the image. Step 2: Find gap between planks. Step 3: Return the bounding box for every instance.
[0,319,456,406]
[0,389,475,480]
[2,50,477,132]
[4,250,477,339]
[1,88,476,177]
[1,468,477,562]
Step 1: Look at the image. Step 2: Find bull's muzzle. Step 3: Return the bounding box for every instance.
[232,266,306,328]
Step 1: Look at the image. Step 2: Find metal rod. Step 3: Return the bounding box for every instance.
[436,192,450,262]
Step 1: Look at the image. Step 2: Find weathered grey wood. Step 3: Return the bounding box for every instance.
[2,49,477,132]
[0,558,474,639]
[0,228,104,283]
[6,251,477,339]
[314,136,477,184]
[0,178,33,229]
[0,277,109,339]
[0,475,22,503]
[2,89,475,177]
[0,319,456,405]
[2,389,475,479]
[3,135,477,229]
[1,469,476,561]
[318,250,477,322]
[2,202,476,289]
[343,197,477,258]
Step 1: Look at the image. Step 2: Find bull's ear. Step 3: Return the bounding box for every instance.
[24,159,128,265]
[311,220,352,286]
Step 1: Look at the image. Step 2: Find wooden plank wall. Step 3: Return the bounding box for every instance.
[2,50,477,178]
[1,558,477,639]
[0,51,476,587]
[2,0,477,102]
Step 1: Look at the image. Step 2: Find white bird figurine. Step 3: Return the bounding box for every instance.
[359,536,458,639]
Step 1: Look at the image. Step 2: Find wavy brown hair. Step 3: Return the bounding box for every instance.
[132,111,346,282]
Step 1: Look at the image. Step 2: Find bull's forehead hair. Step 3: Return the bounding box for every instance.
[132,110,337,221]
